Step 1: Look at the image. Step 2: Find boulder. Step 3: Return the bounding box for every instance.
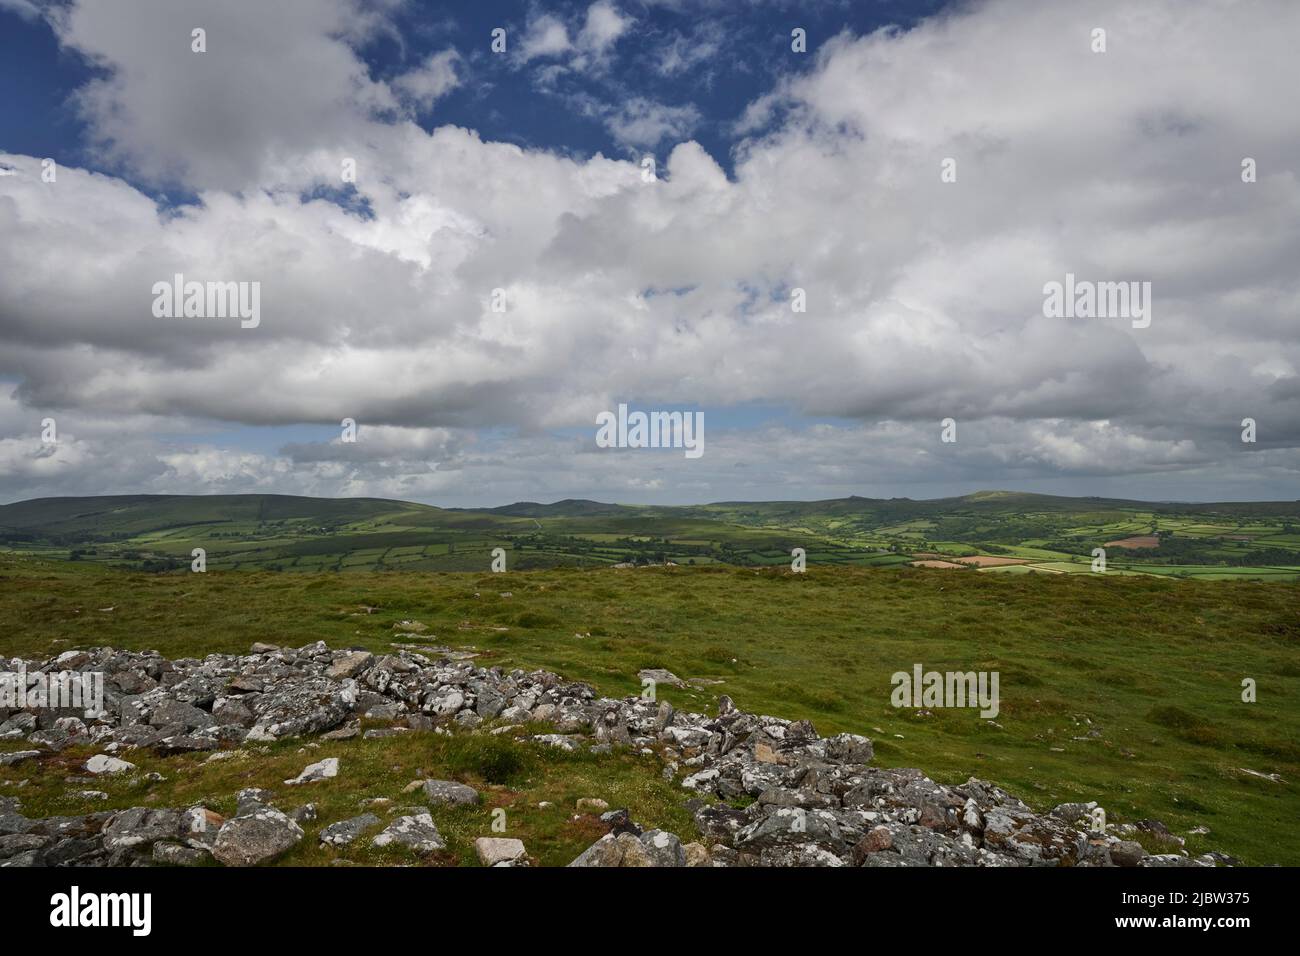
[212,808,304,866]
[421,780,479,807]
[474,837,527,866]
[372,813,445,855]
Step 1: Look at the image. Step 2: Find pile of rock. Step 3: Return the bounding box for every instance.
[0,643,1228,868]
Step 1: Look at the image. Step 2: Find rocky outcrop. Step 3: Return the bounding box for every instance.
[0,642,1230,868]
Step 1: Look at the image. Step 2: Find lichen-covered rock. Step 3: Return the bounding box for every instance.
[212,808,304,866]
[372,813,445,855]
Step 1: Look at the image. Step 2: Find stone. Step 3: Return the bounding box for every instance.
[84,754,135,775]
[285,756,339,785]
[372,813,445,855]
[152,842,210,866]
[474,836,527,866]
[576,797,609,813]
[1110,840,1148,867]
[212,808,304,866]
[568,829,686,867]
[320,813,380,847]
[638,668,686,689]
[421,779,479,806]
[327,651,374,680]
[0,751,41,767]
[683,842,711,866]
[103,808,181,851]
[148,699,215,730]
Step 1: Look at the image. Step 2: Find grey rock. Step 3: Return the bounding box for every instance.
[421,779,479,807]
[320,813,380,847]
[212,808,304,866]
[372,813,445,855]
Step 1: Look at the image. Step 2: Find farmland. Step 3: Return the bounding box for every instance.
[2,491,1297,581]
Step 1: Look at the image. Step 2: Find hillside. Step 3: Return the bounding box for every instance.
[2,491,1298,581]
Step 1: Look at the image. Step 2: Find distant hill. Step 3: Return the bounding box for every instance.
[0,494,427,538]
[1,491,1297,580]
[481,499,638,518]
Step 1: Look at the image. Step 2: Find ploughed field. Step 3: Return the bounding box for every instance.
[2,555,1297,864]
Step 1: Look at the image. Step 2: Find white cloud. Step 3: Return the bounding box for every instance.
[518,14,572,62]
[393,49,461,111]
[604,97,701,149]
[2,0,1299,504]
[578,1,632,57]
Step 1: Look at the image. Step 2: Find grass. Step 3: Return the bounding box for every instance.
[0,721,697,867]
[1,553,1298,864]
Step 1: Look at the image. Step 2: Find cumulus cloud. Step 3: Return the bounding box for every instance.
[1,0,1298,504]
[393,49,461,111]
[603,97,702,149]
[518,14,572,62]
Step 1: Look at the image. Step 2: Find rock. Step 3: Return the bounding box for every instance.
[372,813,445,855]
[0,751,41,767]
[321,721,360,741]
[212,808,304,866]
[182,807,225,843]
[249,642,280,654]
[736,808,844,853]
[152,842,210,866]
[284,757,339,785]
[475,685,507,719]
[327,651,374,680]
[84,754,135,775]
[1110,840,1148,867]
[638,668,686,689]
[568,829,687,867]
[576,797,609,813]
[102,808,181,851]
[599,808,641,836]
[421,780,479,807]
[235,788,274,815]
[683,842,711,866]
[320,813,380,847]
[474,836,527,866]
[148,699,215,731]
[0,833,49,860]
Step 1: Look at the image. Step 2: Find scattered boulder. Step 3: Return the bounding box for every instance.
[421,780,479,807]
[320,813,380,848]
[474,837,527,866]
[372,813,446,855]
[212,808,304,867]
[285,757,339,785]
[84,754,135,775]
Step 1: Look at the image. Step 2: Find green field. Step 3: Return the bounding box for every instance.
[4,491,1300,581]
[1,552,1297,864]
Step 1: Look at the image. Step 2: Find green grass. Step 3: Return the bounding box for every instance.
[0,719,697,867]
[1,553,1298,864]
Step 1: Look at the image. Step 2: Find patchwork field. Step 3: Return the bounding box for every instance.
[3,491,1299,582]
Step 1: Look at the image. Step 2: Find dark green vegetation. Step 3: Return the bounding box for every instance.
[3,490,1300,580]
[1,553,1297,864]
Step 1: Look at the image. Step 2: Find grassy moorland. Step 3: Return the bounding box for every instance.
[1,553,1297,864]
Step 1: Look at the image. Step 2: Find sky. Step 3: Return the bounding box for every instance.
[0,0,1297,508]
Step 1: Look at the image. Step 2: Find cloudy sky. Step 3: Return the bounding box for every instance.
[1,0,1297,507]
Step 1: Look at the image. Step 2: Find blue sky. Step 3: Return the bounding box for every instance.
[0,0,1297,506]
[1,1,945,192]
